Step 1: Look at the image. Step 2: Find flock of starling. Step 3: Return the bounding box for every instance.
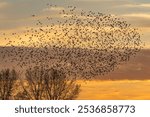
[0,4,143,79]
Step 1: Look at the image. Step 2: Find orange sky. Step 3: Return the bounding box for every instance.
[78,80,150,100]
[77,49,150,100]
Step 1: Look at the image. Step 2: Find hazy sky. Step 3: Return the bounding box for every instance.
[0,0,150,99]
[0,0,150,47]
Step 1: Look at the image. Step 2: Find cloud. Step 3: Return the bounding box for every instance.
[43,6,65,12]
[123,3,150,8]
[122,13,150,19]
[99,49,150,80]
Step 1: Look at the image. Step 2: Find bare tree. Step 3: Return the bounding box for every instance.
[44,68,80,100]
[19,66,80,100]
[0,69,17,100]
[20,66,46,100]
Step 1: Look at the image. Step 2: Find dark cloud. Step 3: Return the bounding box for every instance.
[0,0,150,29]
[99,49,150,80]
[0,46,149,80]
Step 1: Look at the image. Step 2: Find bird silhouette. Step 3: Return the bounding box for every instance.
[0,4,143,79]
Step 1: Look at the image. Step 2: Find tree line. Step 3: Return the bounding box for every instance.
[0,66,80,100]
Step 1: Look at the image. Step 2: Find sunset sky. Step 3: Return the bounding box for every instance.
[0,0,150,99]
[0,0,150,47]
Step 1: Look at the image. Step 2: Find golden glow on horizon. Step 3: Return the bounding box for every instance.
[78,80,150,100]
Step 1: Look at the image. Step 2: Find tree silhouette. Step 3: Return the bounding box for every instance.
[19,66,80,100]
[0,69,17,100]
[44,68,80,100]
